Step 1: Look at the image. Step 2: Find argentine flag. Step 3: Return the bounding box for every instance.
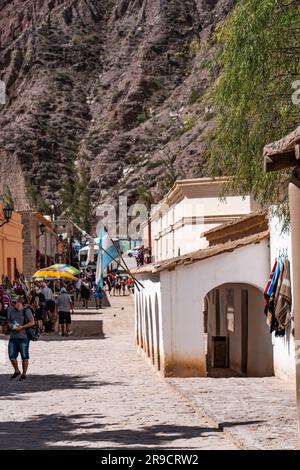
[96,225,120,287]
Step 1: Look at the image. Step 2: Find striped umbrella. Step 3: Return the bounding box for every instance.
[32,269,77,281]
[44,264,80,275]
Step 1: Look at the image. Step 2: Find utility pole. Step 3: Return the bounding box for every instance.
[147,214,152,263]
[263,126,300,444]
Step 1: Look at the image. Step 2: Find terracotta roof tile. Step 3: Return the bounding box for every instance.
[131,230,270,275]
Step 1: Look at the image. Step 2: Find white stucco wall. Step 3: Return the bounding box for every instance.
[181,195,252,217]
[152,194,255,262]
[247,285,274,377]
[135,274,166,374]
[270,214,296,382]
[137,215,296,381]
[136,239,270,377]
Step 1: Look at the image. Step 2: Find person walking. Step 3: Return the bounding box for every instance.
[55,288,74,337]
[41,282,56,332]
[75,277,82,301]
[127,276,134,294]
[80,279,90,309]
[137,247,145,267]
[116,275,122,296]
[29,291,43,332]
[7,295,35,381]
[121,277,127,296]
[111,275,116,296]
[106,275,112,295]
[68,283,76,305]
[94,284,104,310]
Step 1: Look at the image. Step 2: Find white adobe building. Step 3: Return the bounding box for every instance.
[142,177,260,262]
[134,182,296,382]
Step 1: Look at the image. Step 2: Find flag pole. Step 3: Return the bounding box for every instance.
[99,244,142,292]
[105,231,144,290]
[66,217,143,289]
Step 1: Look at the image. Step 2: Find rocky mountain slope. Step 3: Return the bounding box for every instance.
[0,0,236,214]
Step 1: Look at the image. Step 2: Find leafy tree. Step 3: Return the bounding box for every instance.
[74,163,92,234]
[1,186,15,209]
[61,163,92,233]
[61,176,76,214]
[205,0,300,218]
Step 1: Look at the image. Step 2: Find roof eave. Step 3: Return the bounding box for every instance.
[263,126,300,172]
[132,230,270,276]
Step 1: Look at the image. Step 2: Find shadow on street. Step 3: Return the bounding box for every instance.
[0,413,234,449]
[0,374,123,400]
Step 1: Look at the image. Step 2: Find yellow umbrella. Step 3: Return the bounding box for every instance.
[32,270,77,281]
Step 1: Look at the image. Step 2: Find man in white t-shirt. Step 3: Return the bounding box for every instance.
[41,282,54,301]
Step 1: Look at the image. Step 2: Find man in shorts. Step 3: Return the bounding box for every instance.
[7,295,35,381]
[56,288,74,337]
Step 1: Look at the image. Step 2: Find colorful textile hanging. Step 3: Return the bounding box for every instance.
[264,257,292,336]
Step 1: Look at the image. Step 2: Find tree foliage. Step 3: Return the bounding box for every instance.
[61,163,92,233]
[205,0,300,214]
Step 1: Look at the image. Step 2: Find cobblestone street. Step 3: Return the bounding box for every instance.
[169,376,298,450]
[0,295,237,450]
[0,295,298,450]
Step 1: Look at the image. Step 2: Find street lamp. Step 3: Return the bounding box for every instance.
[0,203,13,228]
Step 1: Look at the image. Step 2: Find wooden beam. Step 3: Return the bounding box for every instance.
[263,126,300,159]
[264,150,300,173]
[264,156,273,173]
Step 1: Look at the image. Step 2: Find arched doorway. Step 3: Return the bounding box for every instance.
[204,283,274,377]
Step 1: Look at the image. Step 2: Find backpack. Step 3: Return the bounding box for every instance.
[0,310,7,322]
[23,309,41,342]
[95,287,104,299]
[0,302,7,321]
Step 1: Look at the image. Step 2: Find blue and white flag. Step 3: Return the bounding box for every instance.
[96,225,119,287]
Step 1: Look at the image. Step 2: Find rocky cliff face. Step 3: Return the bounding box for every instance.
[0,0,236,214]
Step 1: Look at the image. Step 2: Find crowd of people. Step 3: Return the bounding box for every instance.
[74,271,135,306]
[105,273,135,297]
[0,278,75,337]
[0,279,75,381]
[0,271,135,335]
[0,270,135,380]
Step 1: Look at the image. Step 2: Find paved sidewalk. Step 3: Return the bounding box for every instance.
[169,375,298,450]
[0,295,237,450]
